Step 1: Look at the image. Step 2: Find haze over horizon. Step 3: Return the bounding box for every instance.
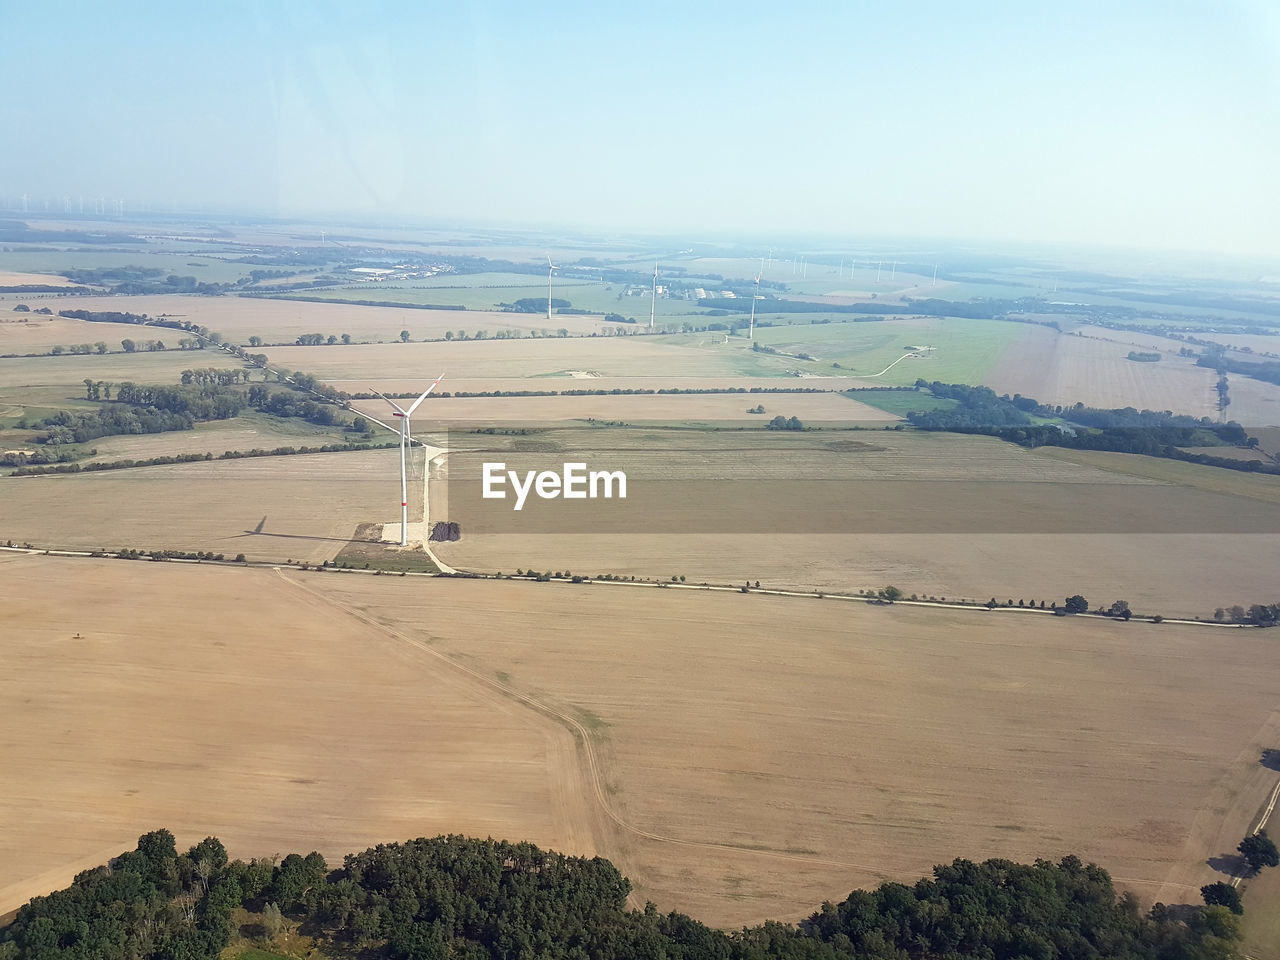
[3,0,1278,259]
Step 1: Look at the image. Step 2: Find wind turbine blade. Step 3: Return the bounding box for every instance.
[405,372,446,416]
[368,387,407,415]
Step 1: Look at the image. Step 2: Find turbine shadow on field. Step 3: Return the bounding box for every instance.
[1261,748,1280,771]
[236,528,354,544]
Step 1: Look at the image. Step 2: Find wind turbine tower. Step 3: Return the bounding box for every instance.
[932,263,938,287]
[545,256,555,323]
[749,267,762,340]
[375,373,445,546]
[650,264,658,331]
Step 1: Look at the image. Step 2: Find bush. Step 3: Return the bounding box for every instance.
[1064,595,1089,614]
[1201,881,1243,914]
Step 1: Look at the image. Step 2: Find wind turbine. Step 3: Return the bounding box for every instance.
[374,373,445,546]
[650,264,658,331]
[546,255,557,320]
[749,266,762,340]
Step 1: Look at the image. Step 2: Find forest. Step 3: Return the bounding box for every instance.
[0,832,1243,960]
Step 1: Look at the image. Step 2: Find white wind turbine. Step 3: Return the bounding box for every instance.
[650,263,658,331]
[373,373,445,546]
[749,262,763,340]
[546,255,557,320]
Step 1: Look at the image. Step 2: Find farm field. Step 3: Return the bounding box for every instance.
[984,324,1222,416]
[0,271,76,287]
[0,315,151,355]
[0,349,207,396]
[261,335,796,380]
[0,250,269,286]
[435,533,1280,624]
[0,554,596,918]
[276,279,705,321]
[333,375,871,394]
[313,574,1280,925]
[432,431,1280,619]
[751,316,1025,384]
[79,415,357,463]
[0,449,409,562]
[1225,375,1280,428]
[350,390,896,425]
[1210,332,1280,356]
[13,293,609,343]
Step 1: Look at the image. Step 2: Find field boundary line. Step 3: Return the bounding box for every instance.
[0,544,1261,631]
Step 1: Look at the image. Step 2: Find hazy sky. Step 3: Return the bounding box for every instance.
[3,0,1278,256]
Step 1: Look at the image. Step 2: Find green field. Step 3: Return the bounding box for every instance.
[750,315,1026,384]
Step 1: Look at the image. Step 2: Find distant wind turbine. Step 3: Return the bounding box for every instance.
[650,264,658,331]
[932,264,938,287]
[749,267,762,340]
[546,255,557,320]
[373,373,445,546]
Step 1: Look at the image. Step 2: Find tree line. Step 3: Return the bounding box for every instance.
[905,381,1270,472]
[1198,348,1280,388]
[6,441,399,475]
[0,832,1245,960]
[350,386,831,400]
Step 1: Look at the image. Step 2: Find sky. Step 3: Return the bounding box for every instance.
[2,0,1278,257]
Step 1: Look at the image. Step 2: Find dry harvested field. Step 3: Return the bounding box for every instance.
[29,294,607,343]
[1058,322,1205,356]
[985,324,1219,415]
[1226,374,1280,427]
[0,271,75,286]
[351,391,896,424]
[335,375,872,394]
[0,315,149,355]
[0,449,410,562]
[312,574,1280,925]
[263,336,793,381]
[432,432,1280,619]
[435,532,1280,623]
[1209,332,1280,356]
[0,349,207,396]
[0,555,595,917]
